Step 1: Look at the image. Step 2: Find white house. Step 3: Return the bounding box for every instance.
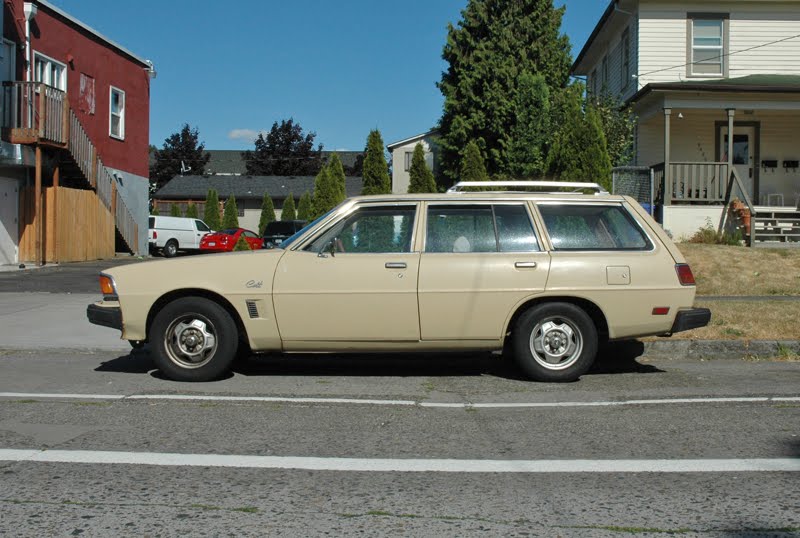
[387,130,438,194]
[571,0,800,244]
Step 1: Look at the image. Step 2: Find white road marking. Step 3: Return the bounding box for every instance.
[0,449,797,473]
[0,392,797,408]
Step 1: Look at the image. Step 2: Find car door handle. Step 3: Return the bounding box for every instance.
[385,262,407,269]
[515,261,537,268]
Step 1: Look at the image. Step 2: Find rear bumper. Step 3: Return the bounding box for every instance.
[670,308,711,334]
[87,303,123,331]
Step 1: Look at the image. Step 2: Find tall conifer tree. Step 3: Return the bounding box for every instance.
[258,194,276,234]
[204,189,220,230]
[297,191,312,221]
[361,130,391,194]
[282,192,297,221]
[327,153,347,201]
[508,72,551,178]
[408,143,437,193]
[460,140,488,182]
[222,196,239,229]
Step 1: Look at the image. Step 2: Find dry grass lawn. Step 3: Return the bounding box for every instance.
[662,300,800,341]
[678,243,800,296]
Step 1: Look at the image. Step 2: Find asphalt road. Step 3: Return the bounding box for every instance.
[0,349,798,537]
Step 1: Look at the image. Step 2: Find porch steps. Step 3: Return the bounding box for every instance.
[751,207,800,246]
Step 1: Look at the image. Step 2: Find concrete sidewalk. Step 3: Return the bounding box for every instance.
[1,292,798,358]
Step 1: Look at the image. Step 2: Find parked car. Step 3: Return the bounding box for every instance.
[199,228,263,252]
[148,216,212,258]
[262,220,307,249]
[89,181,710,382]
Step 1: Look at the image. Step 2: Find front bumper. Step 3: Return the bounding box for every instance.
[670,308,711,334]
[87,303,123,331]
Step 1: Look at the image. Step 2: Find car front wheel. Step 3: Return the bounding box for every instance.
[150,297,238,381]
[512,302,598,382]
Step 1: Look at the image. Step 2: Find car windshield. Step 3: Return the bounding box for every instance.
[220,228,239,235]
[278,210,335,249]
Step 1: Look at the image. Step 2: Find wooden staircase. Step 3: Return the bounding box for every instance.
[2,81,139,254]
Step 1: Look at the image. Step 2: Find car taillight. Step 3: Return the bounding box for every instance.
[152,231,157,239]
[675,263,696,286]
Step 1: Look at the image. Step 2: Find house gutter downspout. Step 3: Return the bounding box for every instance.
[23,2,37,82]
[23,2,41,264]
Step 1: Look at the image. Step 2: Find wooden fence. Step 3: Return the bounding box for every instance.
[19,186,115,263]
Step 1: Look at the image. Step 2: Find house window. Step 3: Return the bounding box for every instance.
[601,56,608,93]
[33,52,66,90]
[109,86,125,139]
[620,28,630,89]
[404,151,413,171]
[688,14,728,77]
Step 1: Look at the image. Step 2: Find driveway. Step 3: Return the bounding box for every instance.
[0,257,149,293]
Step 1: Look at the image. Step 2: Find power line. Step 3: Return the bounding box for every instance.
[637,32,800,79]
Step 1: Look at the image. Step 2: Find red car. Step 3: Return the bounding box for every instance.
[199,228,263,252]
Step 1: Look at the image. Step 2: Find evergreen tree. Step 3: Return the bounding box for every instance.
[297,191,312,221]
[233,235,251,251]
[508,72,551,178]
[149,124,210,193]
[204,189,220,230]
[170,203,181,217]
[185,202,198,218]
[258,194,276,234]
[408,143,437,193]
[361,129,391,194]
[282,192,297,221]
[547,83,612,190]
[327,153,347,201]
[242,118,323,175]
[222,196,239,229]
[438,0,572,184]
[311,166,337,219]
[460,140,488,182]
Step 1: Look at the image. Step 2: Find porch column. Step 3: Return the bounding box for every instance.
[726,108,735,184]
[35,146,42,266]
[663,108,671,206]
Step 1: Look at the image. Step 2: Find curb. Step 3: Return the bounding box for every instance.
[640,339,800,360]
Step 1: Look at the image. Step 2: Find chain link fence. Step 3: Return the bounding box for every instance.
[612,166,654,215]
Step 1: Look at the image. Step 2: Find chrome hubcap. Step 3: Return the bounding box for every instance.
[529,318,583,370]
[164,316,217,368]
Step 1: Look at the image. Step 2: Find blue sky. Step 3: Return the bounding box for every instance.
[49,0,609,152]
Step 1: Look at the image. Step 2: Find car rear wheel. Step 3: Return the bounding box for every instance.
[512,302,597,382]
[150,297,238,381]
[163,239,178,258]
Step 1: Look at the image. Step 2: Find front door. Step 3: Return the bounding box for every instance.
[0,179,19,265]
[720,125,757,202]
[272,203,420,343]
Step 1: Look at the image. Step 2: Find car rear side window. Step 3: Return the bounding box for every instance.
[538,204,651,251]
[425,204,539,253]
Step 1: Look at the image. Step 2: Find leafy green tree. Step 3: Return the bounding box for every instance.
[297,191,312,221]
[282,192,297,221]
[438,0,572,184]
[242,118,323,175]
[547,83,612,190]
[170,203,181,217]
[327,153,347,201]
[408,143,437,193]
[204,189,220,230]
[258,194,276,234]
[508,72,551,178]
[149,124,210,193]
[361,129,390,194]
[185,202,198,218]
[460,140,488,182]
[151,204,160,216]
[592,93,636,167]
[233,235,251,251]
[222,196,239,229]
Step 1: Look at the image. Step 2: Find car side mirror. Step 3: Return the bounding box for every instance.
[317,238,336,258]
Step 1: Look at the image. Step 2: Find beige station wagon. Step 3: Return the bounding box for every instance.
[87,181,710,382]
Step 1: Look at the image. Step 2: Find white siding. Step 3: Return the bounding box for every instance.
[390,138,435,194]
[637,1,800,88]
[584,16,639,101]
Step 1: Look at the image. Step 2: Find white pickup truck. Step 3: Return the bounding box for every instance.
[148,216,212,257]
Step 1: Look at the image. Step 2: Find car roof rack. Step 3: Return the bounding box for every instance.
[446,180,609,194]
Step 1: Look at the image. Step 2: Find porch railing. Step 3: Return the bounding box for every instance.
[1,81,140,255]
[2,81,67,145]
[661,162,729,204]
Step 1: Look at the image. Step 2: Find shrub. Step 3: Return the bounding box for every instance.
[233,235,251,251]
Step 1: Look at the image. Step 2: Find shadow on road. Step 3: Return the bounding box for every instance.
[94,339,663,380]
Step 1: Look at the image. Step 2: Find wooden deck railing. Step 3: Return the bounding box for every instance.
[2,81,140,254]
[661,162,729,204]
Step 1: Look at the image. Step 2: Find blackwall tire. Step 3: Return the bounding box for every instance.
[163,240,178,258]
[150,297,238,382]
[512,302,598,382]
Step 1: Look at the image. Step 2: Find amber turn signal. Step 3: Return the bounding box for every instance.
[99,275,116,296]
